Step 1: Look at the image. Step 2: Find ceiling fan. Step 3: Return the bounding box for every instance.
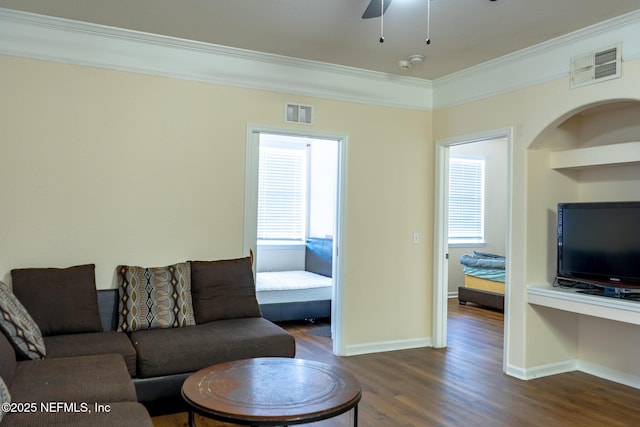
[361,0,423,44]
[363,0,497,19]
[362,0,497,44]
[361,0,392,19]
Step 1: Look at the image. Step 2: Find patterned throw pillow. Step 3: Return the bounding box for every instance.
[117,262,195,332]
[0,376,10,422]
[0,281,46,360]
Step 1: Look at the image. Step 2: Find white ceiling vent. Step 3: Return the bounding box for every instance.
[285,103,313,125]
[571,44,621,89]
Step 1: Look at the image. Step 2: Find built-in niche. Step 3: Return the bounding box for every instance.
[524,100,640,387]
[527,100,640,286]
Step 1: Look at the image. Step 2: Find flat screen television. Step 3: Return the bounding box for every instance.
[557,201,640,289]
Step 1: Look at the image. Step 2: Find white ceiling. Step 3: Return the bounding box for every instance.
[1,0,639,80]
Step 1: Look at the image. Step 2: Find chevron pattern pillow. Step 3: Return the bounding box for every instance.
[117,262,195,332]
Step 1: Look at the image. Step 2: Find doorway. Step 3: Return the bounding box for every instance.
[243,125,347,355]
[433,128,512,373]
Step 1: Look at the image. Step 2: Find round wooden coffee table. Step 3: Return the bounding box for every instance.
[182,357,361,427]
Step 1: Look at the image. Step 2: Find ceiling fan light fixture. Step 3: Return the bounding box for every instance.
[409,55,424,65]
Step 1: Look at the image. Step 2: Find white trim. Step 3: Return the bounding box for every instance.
[448,242,486,248]
[433,128,513,368]
[507,359,640,389]
[506,360,577,380]
[433,10,640,109]
[257,241,307,250]
[577,360,640,389]
[345,337,432,357]
[333,135,349,356]
[432,142,450,349]
[3,8,640,111]
[0,8,432,111]
[244,124,348,356]
[527,283,640,325]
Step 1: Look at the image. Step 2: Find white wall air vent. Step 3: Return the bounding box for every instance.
[570,44,621,89]
[285,103,313,125]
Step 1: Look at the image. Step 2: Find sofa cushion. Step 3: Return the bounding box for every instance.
[0,333,17,385]
[44,331,137,377]
[11,353,137,404]
[11,264,103,336]
[0,376,10,423]
[129,317,295,378]
[0,281,46,360]
[117,262,195,332]
[190,257,262,323]
[1,402,153,427]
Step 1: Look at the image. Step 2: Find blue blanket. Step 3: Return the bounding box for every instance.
[459,251,505,270]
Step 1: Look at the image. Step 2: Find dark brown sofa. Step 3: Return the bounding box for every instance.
[0,258,295,424]
[0,331,152,427]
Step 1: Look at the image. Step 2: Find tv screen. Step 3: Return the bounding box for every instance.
[557,201,640,289]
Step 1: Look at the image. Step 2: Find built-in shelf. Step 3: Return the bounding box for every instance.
[527,283,640,325]
[550,141,640,170]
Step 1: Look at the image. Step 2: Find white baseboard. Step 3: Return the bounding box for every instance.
[344,337,432,357]
[577,360,640,389]
[507,359,640,389]
[506,360,577,380]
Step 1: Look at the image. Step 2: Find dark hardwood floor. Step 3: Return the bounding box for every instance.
[153,300,640,426]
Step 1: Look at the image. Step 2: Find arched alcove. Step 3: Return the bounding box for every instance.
[526,99,640,285]
[530,99,640,150]
[522,99,640,386]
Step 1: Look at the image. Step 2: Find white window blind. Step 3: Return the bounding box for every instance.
[257,143,307,241]
[449,157,485,243]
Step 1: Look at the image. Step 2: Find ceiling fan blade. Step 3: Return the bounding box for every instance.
[362,0,392,19]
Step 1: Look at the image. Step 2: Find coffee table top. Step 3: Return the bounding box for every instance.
[182,357,361,426]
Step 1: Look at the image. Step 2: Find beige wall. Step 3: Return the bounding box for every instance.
[2,43,639,377]
[435,58,640,379]
[0,54,433,352]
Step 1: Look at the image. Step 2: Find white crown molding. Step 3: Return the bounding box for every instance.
[2,8,639,112]
[433,9,640,109]
[0,8,433,111]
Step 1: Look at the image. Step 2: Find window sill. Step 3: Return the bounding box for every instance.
[448,241,486,248]
[257,241,306,250]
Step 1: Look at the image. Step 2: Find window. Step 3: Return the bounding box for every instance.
[448,157,485,244]
[257,140,308,241]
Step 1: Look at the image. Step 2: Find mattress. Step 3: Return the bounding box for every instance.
[256,270,332,304]
[464,274,505,294]
[460,251,506,283]
[462,266,506,283]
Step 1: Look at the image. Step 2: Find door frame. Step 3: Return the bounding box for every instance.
[244,124,348,356]
[433,127,512,373]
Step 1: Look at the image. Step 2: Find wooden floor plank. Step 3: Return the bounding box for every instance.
[153,300,640,426]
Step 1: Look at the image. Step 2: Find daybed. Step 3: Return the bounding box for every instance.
[458,251,505,311]
[257,238,333,321]
[0,259,295,424]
